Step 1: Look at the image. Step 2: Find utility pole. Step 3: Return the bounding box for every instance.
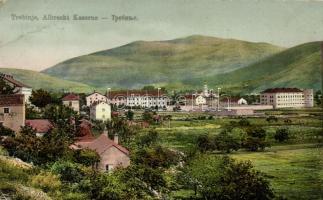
[217,87,221,111]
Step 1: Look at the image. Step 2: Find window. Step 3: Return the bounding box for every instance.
[69,101,72,106]
[102,108,105,112]
[4,108,10,114]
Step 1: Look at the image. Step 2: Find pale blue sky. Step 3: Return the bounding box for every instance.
[0,0,323,71]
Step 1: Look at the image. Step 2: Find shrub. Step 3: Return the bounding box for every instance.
[242,127,270,151]
[74,148,100,167]
[50,161,84,183]
[183,155,275,200]
[266,116,278,123]
[274,128,289,142]
[238,118,251,126]
[31,171,62,192]
[214,131,240,153]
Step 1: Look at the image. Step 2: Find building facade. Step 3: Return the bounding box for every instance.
[260,88,314,109]
[0,73,32,104]
[62,93,80,113]
[86,92,108,107]
[90,102,111,121]
[73,133,130,171]
[0,94,25,132]
[108,90,169,108]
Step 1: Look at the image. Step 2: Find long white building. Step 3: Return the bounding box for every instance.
[108,90,169,108]
[260,88,314,109]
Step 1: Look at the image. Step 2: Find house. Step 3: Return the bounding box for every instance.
[86,92,108,107]
[184,95,208,106]
[0,94,25,132]
[260,88,314,109]
[62,93,80,113]
[25,119,53,137]
[73,132,130,171]
[0,73,32,104]
[220,97,248,107]
[108,89,168,109]
[90,102,111,121]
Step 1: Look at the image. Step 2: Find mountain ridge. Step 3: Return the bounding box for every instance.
[42,35,284,89]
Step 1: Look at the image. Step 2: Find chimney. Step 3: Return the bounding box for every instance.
[114,134,119,144]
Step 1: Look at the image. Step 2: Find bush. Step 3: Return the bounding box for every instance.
[243,127,270,151]
[266,116,278,123]
[74,148,100,167]
[238,118,251,126]
[274,128,289,142]
[183,155,275,200]
[214,131,240,153]
[31,171,62,192]
[50,161,84,183]
[0,124,15,137]
[196,134,215,153]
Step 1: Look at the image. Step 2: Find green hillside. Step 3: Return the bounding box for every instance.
[43,35,283,89]
[196,41,322,94]
[0,68,94,93]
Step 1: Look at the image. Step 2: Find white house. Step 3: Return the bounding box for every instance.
[62,93,80,113]
[86,92,108,107]
[260,88,314,109]
[0,73,32,104]
[90,102,111,121]
[237,98,248,105]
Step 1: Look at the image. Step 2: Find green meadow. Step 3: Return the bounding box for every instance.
[147,108,323,199]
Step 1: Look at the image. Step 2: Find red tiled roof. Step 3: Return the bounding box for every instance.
[261,88,303,93]
[0,73,31,88]
[76,134,129,155]
[0,94,24,106]
[62,93,80,101]
[25,119,53,133]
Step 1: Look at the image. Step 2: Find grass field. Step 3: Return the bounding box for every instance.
[231,144,323,200]
[151,109,322,199]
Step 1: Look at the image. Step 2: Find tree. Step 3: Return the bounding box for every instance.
[274,128,289,142]
[0,78,16,94]
[214,130,240,153]
[126,110,134,121]
[196,134,215,153]
[242,127,270,151]
[238,118,251,126]
[74,148,100,167]
[51,160,85,183]
[106,117,138,145]
[30,89,53,108]
[136,129,159,148]
[0,124,15,137]
[182,155,274,200]
[314,90,322,106]
[266,116,278,123]
[78,171,127,200]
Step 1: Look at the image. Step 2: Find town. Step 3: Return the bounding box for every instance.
[0,71,321,199]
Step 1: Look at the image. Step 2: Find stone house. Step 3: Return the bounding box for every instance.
[73,133,130,171]
[86,92,108,107]
[0,73,32,104]
[25,119,53,137]
[0,94,25,132]
[62,93,80,113]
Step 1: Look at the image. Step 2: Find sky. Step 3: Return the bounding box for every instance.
[0,0,323,71]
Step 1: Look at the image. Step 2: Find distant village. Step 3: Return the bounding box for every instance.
[0,73,315,171]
